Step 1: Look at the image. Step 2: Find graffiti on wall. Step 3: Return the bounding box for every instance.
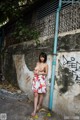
[60,53,80,83]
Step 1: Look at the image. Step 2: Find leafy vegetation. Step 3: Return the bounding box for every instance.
[0,0,40,45]
[0,0,38,26]
[8,19,40,45]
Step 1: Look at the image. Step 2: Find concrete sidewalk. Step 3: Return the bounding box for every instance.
[0,89,63,120]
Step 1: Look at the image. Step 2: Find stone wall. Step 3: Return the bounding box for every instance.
[2,31,80,116]
[2,40,53,86]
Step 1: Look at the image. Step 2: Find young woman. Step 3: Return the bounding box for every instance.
[31,52,48,116]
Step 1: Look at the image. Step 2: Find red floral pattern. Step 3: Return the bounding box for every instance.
[32,74,46,93]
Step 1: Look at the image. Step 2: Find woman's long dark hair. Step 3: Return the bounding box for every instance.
[39,52,47,63]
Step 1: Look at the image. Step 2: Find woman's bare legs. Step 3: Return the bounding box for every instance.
[31,92,39,116]
[37,93,44,111]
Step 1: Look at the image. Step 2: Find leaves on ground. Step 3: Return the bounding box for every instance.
[33,115,38,119]
[0,81,19,92]
[46,112,51,117]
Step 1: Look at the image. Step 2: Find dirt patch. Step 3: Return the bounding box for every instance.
[0,80,20,93]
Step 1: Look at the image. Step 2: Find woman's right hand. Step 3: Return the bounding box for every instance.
[34,69,39,74]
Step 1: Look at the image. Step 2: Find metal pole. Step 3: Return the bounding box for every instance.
[49,0,62,110]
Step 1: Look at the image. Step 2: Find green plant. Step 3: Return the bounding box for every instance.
[10,20,40,45]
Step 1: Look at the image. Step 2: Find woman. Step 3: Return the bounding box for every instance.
[31,52,48,116]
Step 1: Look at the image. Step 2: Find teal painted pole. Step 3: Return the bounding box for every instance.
[49,0,62,110]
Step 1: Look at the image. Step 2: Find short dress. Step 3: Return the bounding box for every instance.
[32,74,46,93]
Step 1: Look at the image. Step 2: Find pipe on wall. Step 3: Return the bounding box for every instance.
[49,0,62,110]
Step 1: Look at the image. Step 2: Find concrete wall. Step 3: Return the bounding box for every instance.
[1,2,80,117]
[54,52,80,116]
[2,31,80,117]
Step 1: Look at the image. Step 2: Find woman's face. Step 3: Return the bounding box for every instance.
[40,56,45,62]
